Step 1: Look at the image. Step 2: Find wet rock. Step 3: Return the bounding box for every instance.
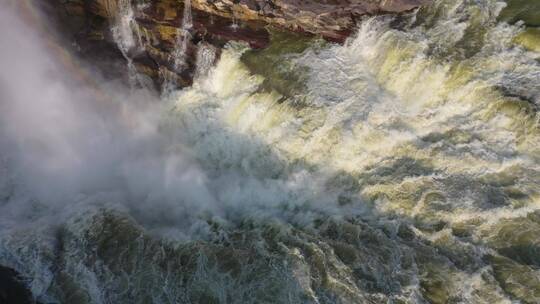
[192,0,428,43]
[47,0,427,90]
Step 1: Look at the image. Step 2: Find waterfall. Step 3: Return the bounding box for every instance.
[111,0,137,59]
[230,15,239,31]
[162,0,195,94]
[173,0,193,70]
[182,0,193,30]
[111,0,147,88]
[3,0,540,303]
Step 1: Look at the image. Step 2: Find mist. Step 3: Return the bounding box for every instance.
[0,2,220,239]
[0,0,371,247]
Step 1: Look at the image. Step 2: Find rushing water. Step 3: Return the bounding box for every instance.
[111,0,140,87]
[173,0,193,70]
[111,0,154,89]
[1,0,540,303]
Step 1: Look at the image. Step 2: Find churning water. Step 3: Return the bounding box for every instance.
[0,0,539,303]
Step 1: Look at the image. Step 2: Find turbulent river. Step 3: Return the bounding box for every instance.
[1,0,540,303]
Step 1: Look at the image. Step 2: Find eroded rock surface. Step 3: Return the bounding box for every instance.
[48,0,427,90]
[191,0,428,42]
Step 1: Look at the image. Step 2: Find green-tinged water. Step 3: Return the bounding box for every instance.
[500,0,540,26]
[514,27,540,53]
[1,0,540,303]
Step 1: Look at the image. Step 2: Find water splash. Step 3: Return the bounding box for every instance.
[194,43,217,80]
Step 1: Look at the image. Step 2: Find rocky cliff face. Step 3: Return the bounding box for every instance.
[191,0,427,42]
[49,0,427,90]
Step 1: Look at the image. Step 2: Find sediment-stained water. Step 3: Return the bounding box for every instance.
[0,0,539,303]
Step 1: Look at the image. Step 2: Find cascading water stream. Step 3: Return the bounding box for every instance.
[111,0,150,89]
[161,0,194,93]
[173,0,193,70]
[230,15,239,31]
[111,0,137,84]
